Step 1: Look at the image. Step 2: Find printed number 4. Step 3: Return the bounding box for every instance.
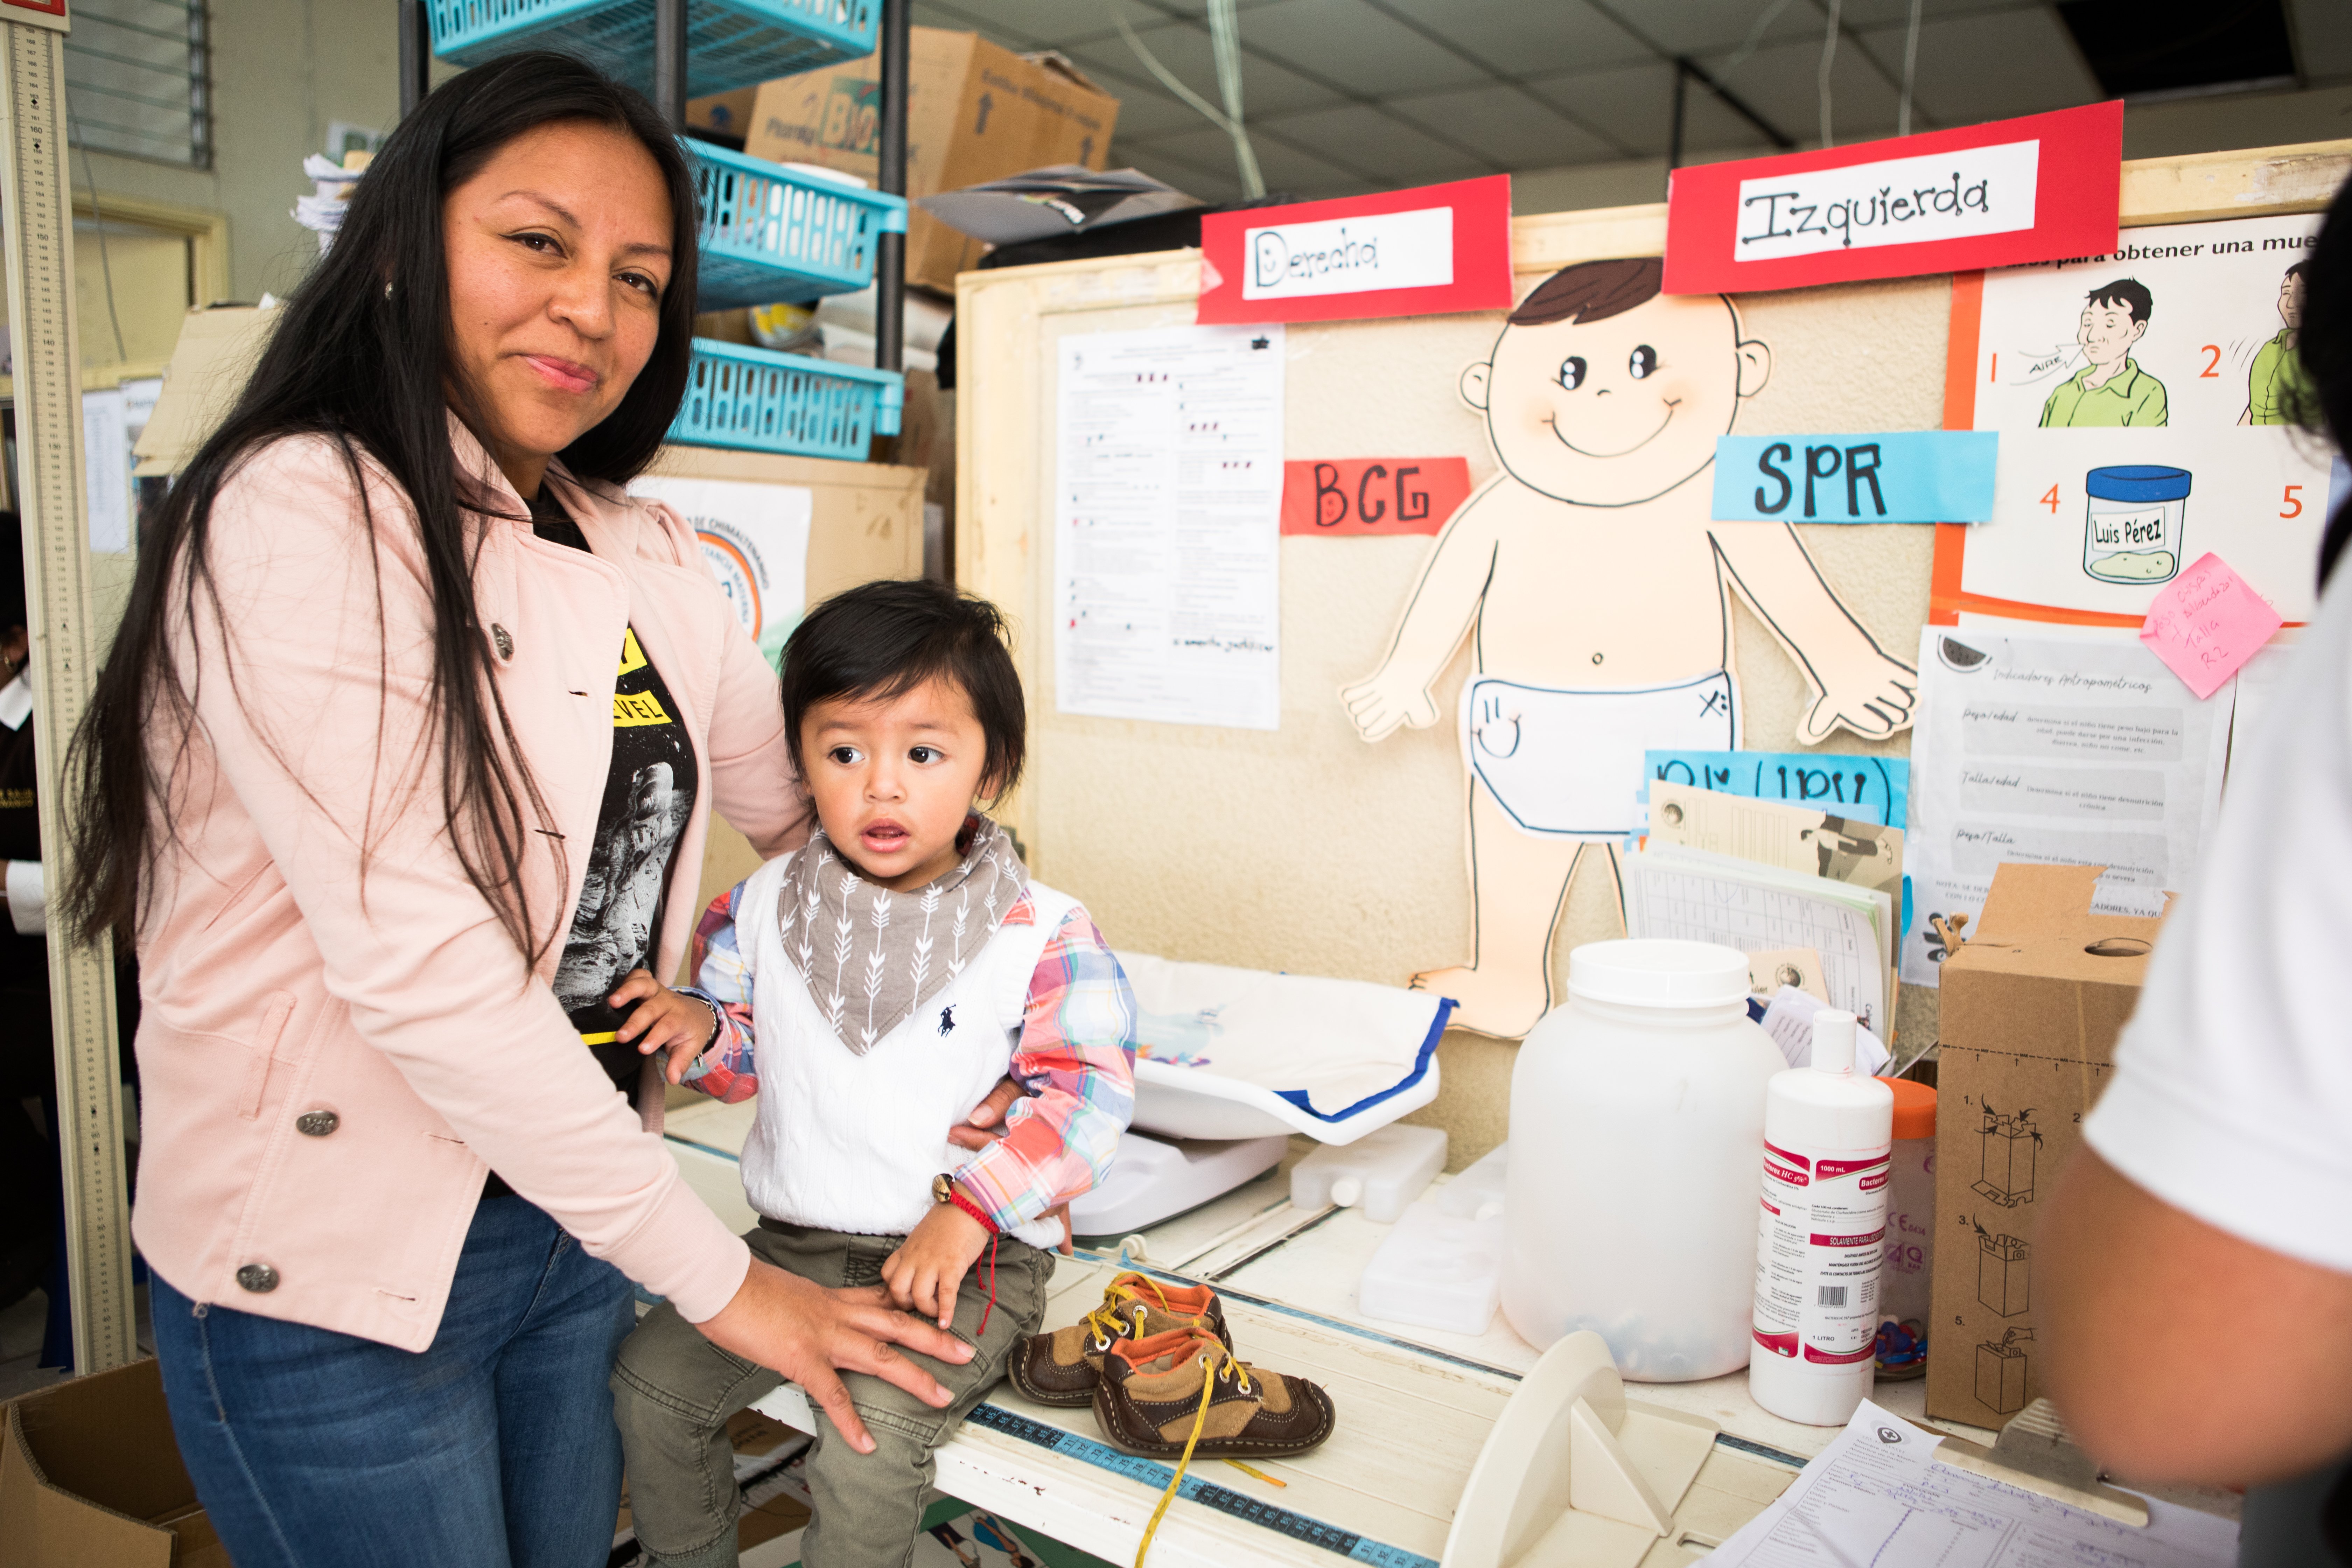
[2284,485,2304,520]
[2040,484,2060,514]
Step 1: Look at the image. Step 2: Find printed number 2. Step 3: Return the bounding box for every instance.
[2040,484,2061,514]
[2200,345,2222,379]
[2284,485,2305,519]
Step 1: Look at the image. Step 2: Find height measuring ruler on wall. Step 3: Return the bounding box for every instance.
[0,0,133,1372]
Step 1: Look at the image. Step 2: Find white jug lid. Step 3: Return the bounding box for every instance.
[1566,939,1751,1008]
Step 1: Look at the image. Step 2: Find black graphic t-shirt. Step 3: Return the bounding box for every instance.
[530,492,700,1099]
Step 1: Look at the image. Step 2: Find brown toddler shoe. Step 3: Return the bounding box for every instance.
[1010,1272,1231,1408]
[1092,1326,1336,1461]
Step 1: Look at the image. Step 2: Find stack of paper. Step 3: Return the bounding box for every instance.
[918,164,1201,246]
[1623,841,1894,1034]
[1631,782,1904,1030]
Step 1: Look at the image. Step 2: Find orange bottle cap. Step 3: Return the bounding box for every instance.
[1877,1076,1937,1140]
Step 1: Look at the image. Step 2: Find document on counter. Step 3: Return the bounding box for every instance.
[1623,845,1891,1033]
[1708,1401,2234,1567]
[1903,626,2231,987]
[1054,324,1285,730]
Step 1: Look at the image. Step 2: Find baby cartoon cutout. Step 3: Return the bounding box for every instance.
[1343,258,1916,1038]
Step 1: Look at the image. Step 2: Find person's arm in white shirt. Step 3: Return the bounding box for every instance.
[2042,571,2352,1484]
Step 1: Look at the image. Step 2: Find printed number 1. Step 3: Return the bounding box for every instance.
[2284,485,2305,519]
[2040,484,2060,514]
[2200,345,2222,379]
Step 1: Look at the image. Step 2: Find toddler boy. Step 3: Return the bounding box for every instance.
[608,579,1136,1568]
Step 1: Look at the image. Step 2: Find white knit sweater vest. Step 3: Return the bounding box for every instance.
[734,851,1075,1252]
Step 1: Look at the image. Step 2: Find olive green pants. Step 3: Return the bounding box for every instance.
[611,1219,1053,1568]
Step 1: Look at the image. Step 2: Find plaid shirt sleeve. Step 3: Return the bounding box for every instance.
[678,880,760,1105]
[954,903,1138,1232]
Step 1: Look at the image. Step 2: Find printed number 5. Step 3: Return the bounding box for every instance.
[2284,485,2305,520]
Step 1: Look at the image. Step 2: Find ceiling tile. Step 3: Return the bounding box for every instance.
[2288,0,2352,77]
[1062,18,1346,116]
[1092,80,1218,140]
[1832,0,2044,28]
[1690,31,1905,146]
[1528,61,1680,156]
[1138,123,1381,196]
[1263,100,1499,180]
[1219,0,1491,95]
[1853,9,2100,128]
[908,0,1097,49]
[1357,0,1656,78]
[1383,83,1619,167]
[1115,141,1247,204]
[1591,0,1827,57]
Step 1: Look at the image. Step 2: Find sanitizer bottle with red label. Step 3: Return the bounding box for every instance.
[1749,1009,1895,1425]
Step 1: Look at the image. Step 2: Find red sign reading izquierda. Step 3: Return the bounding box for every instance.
[1664,102,2122,295]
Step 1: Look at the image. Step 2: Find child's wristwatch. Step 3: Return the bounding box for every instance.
[932,1173,998,1233]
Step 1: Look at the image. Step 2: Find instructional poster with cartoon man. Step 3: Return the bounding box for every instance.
[1342,257,1916,1038]
[1938,212,2337,628]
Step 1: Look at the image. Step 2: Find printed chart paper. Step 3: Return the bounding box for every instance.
[1903,626,2231,987]
[630,475,812,671]
[1055,324,1285,730]
[1708,1400,2235,1567]
[1934,211,2335,629]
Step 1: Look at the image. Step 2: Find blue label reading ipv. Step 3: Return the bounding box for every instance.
[1712,430,1998,523]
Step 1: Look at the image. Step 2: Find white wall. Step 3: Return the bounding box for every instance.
[76,0,399,303]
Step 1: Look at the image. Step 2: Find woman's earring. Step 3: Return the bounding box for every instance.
[383,278,394,299]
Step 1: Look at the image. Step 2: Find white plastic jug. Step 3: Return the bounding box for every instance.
[1501,939,1784,1381]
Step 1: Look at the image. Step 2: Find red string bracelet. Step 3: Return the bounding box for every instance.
[946,1187,1001,1336]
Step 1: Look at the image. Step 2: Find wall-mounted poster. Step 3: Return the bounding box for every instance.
[1342,257,1916,1038]
[1933,212,2335,628]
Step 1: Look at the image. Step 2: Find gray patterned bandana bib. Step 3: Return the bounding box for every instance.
[776,816,1030,1054]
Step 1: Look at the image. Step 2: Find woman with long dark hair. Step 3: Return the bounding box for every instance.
[63,54,969,1566]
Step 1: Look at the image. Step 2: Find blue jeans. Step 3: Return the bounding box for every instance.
[150,1194,635,1568]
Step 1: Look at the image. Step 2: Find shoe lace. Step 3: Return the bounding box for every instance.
[1082,1276,1195,1352]
[1134,1343,1252,1568]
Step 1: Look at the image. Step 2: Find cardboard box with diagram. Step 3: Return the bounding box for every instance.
[1928,861,2166,1426]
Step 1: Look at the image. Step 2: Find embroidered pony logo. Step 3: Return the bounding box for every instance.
[938,1005,957,1036]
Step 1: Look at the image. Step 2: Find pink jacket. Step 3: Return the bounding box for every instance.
[133,422,808,1351]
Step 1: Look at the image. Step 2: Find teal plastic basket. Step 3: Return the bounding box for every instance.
[428,0,874,100]
[670,338,902,460]
[686,140,905,311]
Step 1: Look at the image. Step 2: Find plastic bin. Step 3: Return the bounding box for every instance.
[670,337,902,461]
[686,141,906,311]
[428,0,874,100]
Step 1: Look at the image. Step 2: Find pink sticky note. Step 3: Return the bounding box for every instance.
[2140,552,2283,699]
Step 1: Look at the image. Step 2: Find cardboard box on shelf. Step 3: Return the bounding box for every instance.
[0,1357,229,1568]
[1926,862,2168,1427]
[686,86,759,142]
[746,29,1120,294]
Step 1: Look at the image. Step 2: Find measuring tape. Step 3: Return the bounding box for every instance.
[0,0,135,1374]
[966,1402,1440,1568]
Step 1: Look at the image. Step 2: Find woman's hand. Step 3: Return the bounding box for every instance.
[948,1076,1026,1150]
[946,1077,1075,1254]
[696,1258,974,1455]
[882,1203,991,1328]
[609,968,717,1084]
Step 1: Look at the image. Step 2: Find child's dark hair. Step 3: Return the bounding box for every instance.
[780,579,1026,796]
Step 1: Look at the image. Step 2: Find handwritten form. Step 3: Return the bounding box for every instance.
[2140,552,2284,700]
[1055,325,1285,730]
[1903,627,2231,986]
[1623,846,1891,1031]
[1709,1400,2234,1567]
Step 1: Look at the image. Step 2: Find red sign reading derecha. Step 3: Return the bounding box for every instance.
[1664,102,2122,295]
